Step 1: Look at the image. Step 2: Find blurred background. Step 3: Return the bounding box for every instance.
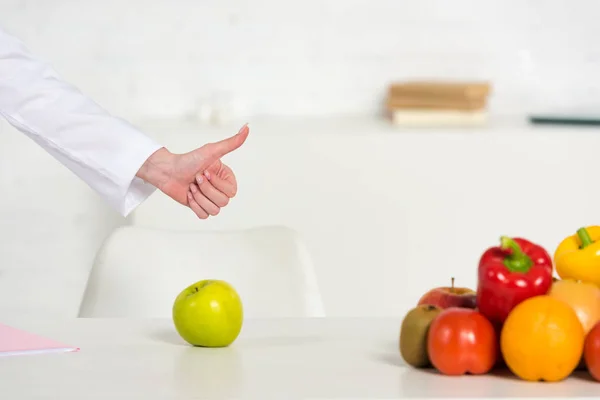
[3,0,600,119]
[1,0,600,320]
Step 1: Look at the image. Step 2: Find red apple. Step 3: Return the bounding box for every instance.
[418,277,477,309]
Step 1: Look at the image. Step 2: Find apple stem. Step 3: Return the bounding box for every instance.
[451,277,455,293]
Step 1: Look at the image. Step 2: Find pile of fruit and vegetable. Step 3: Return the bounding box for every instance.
[399,226,600,383]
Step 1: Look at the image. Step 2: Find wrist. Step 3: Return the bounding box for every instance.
[136,147,174,190]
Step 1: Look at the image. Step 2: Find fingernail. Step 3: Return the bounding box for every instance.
[196,175,203,185]
[190,183,197,192]
[204,171,211,180]
[238,123,249,134]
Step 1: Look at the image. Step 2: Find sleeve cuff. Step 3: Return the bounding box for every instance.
[114,142,164,218]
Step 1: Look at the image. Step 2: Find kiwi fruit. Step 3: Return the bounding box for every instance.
[399,304,442,368]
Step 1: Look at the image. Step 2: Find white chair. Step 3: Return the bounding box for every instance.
[78,225,325,318]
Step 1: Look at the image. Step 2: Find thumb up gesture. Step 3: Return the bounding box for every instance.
[137,124,250,219]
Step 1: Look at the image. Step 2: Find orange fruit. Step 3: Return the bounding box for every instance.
[500,295,584,382]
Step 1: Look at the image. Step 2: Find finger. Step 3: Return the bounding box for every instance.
[207,174,237,198]
[196,175,229,207]
[190,183,220,216]
[202,123,249,161]
[187,191,209,219]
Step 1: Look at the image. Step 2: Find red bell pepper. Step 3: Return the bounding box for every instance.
[476,236,553,326]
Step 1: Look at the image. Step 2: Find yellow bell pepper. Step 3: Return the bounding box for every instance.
[554,226,600,286]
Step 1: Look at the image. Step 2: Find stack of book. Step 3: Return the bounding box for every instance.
[385,81,491,128]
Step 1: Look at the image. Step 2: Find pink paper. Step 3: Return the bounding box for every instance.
[0,323,79,357]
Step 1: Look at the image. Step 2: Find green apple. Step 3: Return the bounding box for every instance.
[172,279,243,347]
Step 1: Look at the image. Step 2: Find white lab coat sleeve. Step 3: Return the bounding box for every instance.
[0,28,164,217]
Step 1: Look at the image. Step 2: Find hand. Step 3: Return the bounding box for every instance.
[137,124,249,219]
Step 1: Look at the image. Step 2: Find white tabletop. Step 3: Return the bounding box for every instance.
[0,317,595,399]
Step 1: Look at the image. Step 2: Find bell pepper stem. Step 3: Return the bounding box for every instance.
[500,236,533,273]
[577,227,594,249]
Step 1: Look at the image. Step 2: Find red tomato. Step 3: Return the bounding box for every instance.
[584,321,600,381]
[427,307,498,375]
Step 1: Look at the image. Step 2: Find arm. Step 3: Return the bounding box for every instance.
[0,27,164,217]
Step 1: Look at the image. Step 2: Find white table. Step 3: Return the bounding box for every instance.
[0,317,596,399]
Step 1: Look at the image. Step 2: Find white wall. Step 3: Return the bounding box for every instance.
[2,0,600,120]
[0,120,123,318]
[129,117,600,317]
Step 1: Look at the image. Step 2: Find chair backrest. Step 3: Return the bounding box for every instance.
[78,225,325,318]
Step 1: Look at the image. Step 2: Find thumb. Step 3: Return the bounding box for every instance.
[201,124,249,161]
